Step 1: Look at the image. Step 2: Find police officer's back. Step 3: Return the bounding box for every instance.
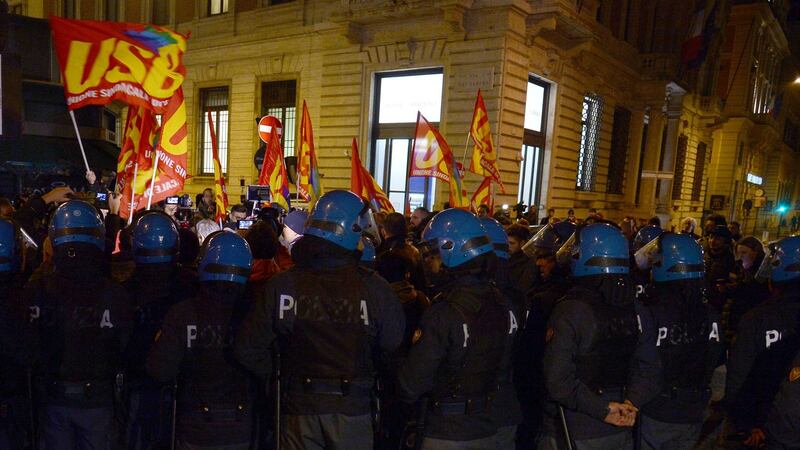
[234,190,405,450]
[634,233,724,449]
[480,217,523,449]
[766,348,800,448]
[542,222,660,449]
[398,209,511,449]
[725,236,800,444]
[22,200,134,450]
[146,231,255,449]
[123,211,196,449]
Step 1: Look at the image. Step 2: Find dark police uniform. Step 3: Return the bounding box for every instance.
[146,285,254,449]
[725,288,800,435]
[640,284,724,449]
[398,276,512,449]
[234,235,405,450]
[542,284,660,449]
[23,271,134,450]
[766,349,800,448]
[123,265,196,449]
[517,271,571,448]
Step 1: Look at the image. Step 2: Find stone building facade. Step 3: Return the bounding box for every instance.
[8,0,800,235]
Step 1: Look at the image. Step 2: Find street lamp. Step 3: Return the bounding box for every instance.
[777,203,789,237]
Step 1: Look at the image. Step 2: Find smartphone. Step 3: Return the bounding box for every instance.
[96,192,108,202]
[247,185,271,202]
[238,219,254,230]
[166,196,180,205]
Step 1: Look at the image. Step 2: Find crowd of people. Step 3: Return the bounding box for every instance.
[1,183,799,450]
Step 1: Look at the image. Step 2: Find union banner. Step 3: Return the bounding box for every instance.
[50,16,187,113]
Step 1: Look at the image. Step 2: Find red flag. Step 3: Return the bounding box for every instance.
[469,90,505,192]
[208,109,229,223]
[258,124,291,211]
[118,105,159,219]
[297,101,324,206]
[470,177,494,213]
[351,138,394,213]
[409,113,468,208]
[50,16,188,113]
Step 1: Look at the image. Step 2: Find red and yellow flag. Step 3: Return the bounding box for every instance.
[208,109,229,223]
[409,112,468,208]
[118,105,159,219]
[297,101,323,206]
[50,16,187,113]
[258,125,291,211]
[351,138,394,213]
[469,90,504,192]
[118,89,188,219]
[470,177,494,213]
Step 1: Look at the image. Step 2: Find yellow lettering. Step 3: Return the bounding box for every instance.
[106,41,153,84]
[64,38,116,93]
[143,45,184,99]
[159,100,188,156]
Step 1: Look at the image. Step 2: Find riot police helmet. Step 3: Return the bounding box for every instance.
[479,217,510,260]
[635,232,704,282]
[48,200,105,251]
[132,211,180,264]
[305,190,380,251]
[422,208,494,268]
[557,222,629,277]
[198,231,253,285]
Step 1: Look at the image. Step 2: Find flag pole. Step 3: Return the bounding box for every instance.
[69,110,91,173]
[146,150,160,210]
[127,162,139,225]
[460,131,471,167]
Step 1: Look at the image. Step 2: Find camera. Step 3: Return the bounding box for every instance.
[237,219,254,230]
[247,185,271,203]
[95,192,108,209]
[166,196,180,205]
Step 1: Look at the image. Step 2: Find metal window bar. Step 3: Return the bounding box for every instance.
[606,107,631,194]
[576,94,603,191]
[200,88,229,174]
[671,135,688,200]
[691,142,707,201]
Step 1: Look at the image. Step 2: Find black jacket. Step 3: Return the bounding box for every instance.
[398,275,514,441]
[146,284,254,446]
[234,235,405,416]
[725,288,800,431]
[543,282,661,440]
[766,349,800,448]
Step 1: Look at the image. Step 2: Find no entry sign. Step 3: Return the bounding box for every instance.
[258,116,283,144]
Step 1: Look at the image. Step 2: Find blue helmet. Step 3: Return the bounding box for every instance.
[48,200,105,251]
[198,231,253,284]
[479,217,510,260]
[552,221,577,242]
[633,225,663,252]
[422,208,493,268]
[756,236,800,283]
[557,222,629,277]
[635,232,704,282]
[305,190,379,251]
[0,219,21,273]
[133,211,180,265]
[523,224,563,258]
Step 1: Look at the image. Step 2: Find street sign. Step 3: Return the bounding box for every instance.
[710,195,725,210]
[258,115,283,144]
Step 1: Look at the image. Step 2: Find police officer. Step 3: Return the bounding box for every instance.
[0,219,34,449]
[398,208,512,449]
[479,217,523,449]
[23,200,134,449]
[146,231,255,449]
[765,348,800,448]
[725,235,800,447]
[517,223,572,447]
[124,211,196,449]
[634,232,724,449]
[541,222,660,449]
[234,190,405,450]
[631,224,662,303]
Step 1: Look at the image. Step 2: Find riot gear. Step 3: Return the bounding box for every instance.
[480,217,510,260]
[132,211,179,265]
[305,190,380,250]
[422,209,493,268]
[198,232,253,285]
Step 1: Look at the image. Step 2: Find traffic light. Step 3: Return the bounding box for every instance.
[777,203,789,214]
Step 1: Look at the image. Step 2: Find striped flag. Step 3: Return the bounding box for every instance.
[351,138,394,213]
[469,89,505,192]
[258,125,291,211]
[409,112,468,208]
[297,101,323,206]
[470,177,494,212]
[208,109,229,223]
